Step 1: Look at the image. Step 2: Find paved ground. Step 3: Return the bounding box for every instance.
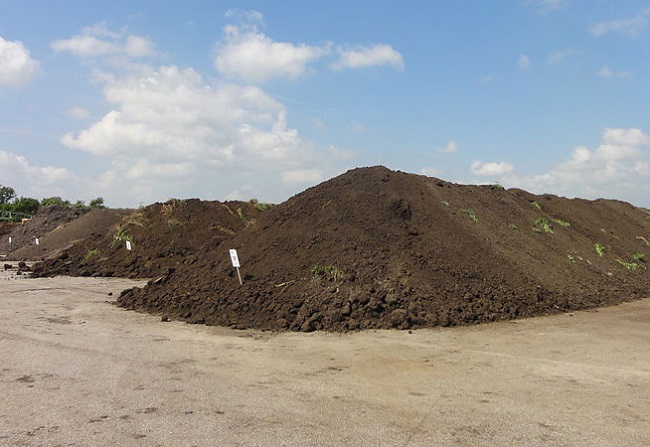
[0,270,648,447]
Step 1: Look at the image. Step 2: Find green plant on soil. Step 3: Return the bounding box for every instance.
[111,227,133,247]
[311,265,344,281]
[249,198,273,211]
[533,217,553,233]
[508,223,518,230]
[594,242,606,257]
[84,249,100,261]
[632,253,645,262]
[531,201,542,210]
[617,259,641,270]
[462,208,479,222]
[492,182,505,190]
[552,218,571,228]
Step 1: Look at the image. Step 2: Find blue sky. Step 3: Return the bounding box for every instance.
[1,0,649,207]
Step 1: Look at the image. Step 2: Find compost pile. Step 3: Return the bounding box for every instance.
[0,206,92,260]
[111,166,650,331]
[32,199,264,278]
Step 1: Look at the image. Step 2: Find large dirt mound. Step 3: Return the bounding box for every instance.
[116,166,650,331]
[32,199,265,278]
[0,206,92,260]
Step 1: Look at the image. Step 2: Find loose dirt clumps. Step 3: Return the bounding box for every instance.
[113,166,650,331]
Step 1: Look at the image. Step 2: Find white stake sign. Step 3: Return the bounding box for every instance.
[229,249,243,285]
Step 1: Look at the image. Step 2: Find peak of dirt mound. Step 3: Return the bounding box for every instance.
[116,166,650,331]
[32,199,266,278]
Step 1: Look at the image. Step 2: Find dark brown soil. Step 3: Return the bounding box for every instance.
[0,206,92,260]
[109,166,650,331]
[31,199,265,278]
[25,167,650,331]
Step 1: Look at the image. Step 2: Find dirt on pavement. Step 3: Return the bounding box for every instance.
[1,271,648,446]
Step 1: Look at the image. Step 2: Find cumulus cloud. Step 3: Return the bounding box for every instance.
[330,44,404,71]
[50,23,155,59]
[488,128,650,204]
[471,161,515,176]
[59,64,344,204]
[590,9,650,37]
[0,36,39,87]
[214,22,329,83]
[0,150,72,197]
[518,54,531,70]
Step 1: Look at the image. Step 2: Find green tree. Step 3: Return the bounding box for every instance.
[89,197,105,208]
[11,197,40,215]
[0,185,16,204]
[41,196,70,207]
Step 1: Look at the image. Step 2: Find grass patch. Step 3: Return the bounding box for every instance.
[84,249,101,261]
[311,265,344,281]
[249,198,273,211]
[617,259,641,270]
[462,208,479,222]
[594,242,606,257]
[632,252,645,262]
[531,201,542,210]
[552,218,571,228]
[508,223,518,230]
[533,217,554,233]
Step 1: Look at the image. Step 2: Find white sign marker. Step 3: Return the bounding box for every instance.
[126,240,132,251]
[35,238,40,246]
[229,249,243,285]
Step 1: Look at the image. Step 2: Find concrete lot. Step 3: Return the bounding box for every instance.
[0,270,648,446]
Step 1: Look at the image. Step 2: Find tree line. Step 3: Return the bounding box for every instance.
[0,185,104,218]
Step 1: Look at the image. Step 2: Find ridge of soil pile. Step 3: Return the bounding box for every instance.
[32,199,264,278]
[0,206,91,260]
[116,166,650,331]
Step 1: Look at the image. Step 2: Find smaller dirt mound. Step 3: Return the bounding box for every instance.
[32,199,268,279]
[0,206,90,260]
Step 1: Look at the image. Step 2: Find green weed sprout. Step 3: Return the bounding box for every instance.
[594,242,606,257]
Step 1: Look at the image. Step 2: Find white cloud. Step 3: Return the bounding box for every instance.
[59,64,345,205]
[590,9,650,37]
[0,36,39,87]
[282,168,323,185]
[597,66,633,79]
[496,128,650,204]
[471,161,515,176]
[0,150,72,197]
[330,44,404,71]
[438,140,459,154]
[420,167,443,177]
[50,23,155,59]
[214,22,329,83]
[518,54,531,70]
